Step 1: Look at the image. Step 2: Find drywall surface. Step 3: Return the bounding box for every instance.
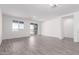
[2,14,41,40]
[41,18,62,39]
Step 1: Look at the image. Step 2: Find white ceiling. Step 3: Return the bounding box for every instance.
[0,4,79,21]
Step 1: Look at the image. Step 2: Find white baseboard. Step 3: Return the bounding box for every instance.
[2,35,30,40]
[41,34,63,40]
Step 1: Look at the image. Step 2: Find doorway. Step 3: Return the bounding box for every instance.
[30,23,38,35]
[62,15,74,40]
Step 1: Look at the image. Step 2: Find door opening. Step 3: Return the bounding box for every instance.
[30,23,38,35]
[62,16,74,41]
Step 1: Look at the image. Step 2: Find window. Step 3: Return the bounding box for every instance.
[12,20,19,31]
[19,21,24,29]
[12,20,24,31]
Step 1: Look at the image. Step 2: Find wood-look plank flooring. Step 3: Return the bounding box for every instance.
[0,35,79,55]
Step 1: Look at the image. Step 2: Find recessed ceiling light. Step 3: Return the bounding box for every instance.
[33,16,36,18]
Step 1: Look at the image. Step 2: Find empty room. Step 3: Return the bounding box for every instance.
[0,4,79,55]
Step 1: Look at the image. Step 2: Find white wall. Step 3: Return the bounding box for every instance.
[63,18,73,38]
[0,9,2,44]
[73,12,79,42]
[2,14,41,40]
[41,11,79,42]
[41,18,62,39]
